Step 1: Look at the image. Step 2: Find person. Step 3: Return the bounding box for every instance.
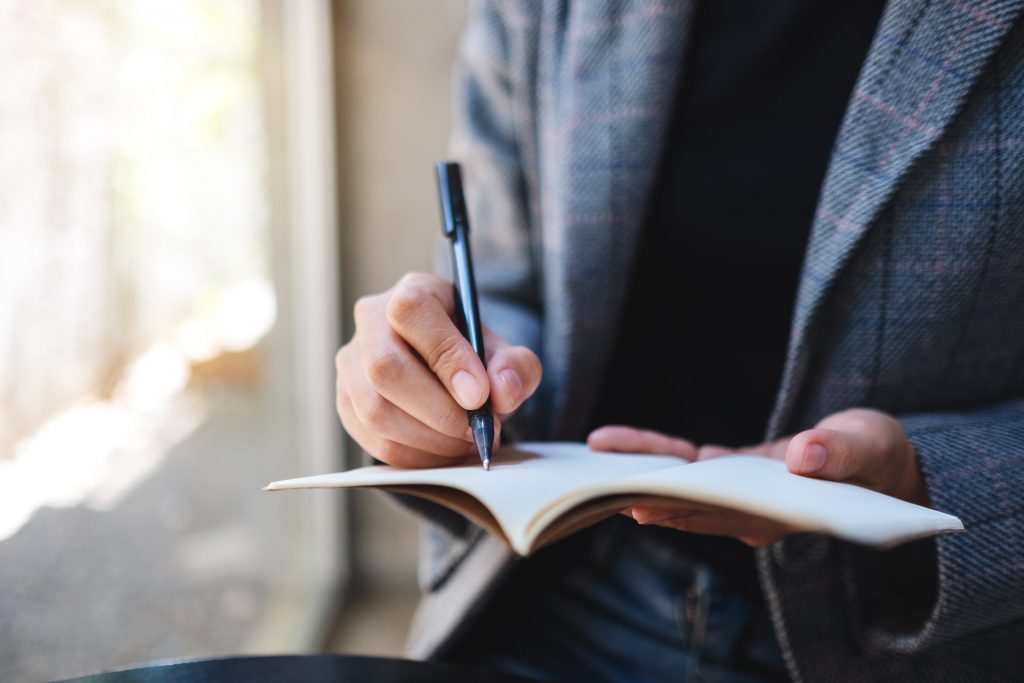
[334,1,1024,680]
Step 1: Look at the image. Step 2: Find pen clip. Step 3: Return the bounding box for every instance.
[436,161,469,238]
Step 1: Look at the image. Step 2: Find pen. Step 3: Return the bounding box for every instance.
[435,161,495,471]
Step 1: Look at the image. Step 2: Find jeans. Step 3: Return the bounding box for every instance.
[441,517,789,683]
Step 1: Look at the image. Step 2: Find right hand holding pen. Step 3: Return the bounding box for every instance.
[335,272,542,468]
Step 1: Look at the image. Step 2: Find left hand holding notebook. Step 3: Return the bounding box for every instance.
[589,407,930,547]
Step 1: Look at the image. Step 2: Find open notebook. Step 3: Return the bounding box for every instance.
[264,441,963,556]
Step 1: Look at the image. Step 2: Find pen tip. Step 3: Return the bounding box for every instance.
[471,414,495,471]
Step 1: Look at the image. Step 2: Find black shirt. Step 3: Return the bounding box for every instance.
[588,0,887,594]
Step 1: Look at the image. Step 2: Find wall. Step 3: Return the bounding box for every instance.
[333,0,470,589]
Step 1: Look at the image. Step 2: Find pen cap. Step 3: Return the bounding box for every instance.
[435,161,469,238]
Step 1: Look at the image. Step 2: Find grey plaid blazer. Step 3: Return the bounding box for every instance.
[404,1,1024,680]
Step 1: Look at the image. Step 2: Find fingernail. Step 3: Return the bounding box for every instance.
[498,368,522,406]
[802,444,827,473]
[632,509,674,525]
[452,370,482,407]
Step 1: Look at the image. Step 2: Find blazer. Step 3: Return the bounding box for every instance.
[404,1,1024,680]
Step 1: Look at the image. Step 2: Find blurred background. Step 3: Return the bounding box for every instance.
[0,1,467,680]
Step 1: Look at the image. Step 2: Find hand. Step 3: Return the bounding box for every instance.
[336,272,542,468]
[587,408,930,547]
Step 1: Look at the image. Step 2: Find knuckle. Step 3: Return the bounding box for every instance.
[435,404,469,437]
[386,283,430,327]
[360,392,391,432]
[438,441,470,458]
[335,368,353,410]
[335,342,353,373]
[429,334,468,375]
[364,344,404,387]
[397,271,432,289]
[337,400,361,441]
[376,439,404,464]
[352,295,377,325]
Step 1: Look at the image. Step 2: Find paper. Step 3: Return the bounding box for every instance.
[266,442,964,555]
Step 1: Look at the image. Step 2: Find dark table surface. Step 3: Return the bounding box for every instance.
[55,655,544,683]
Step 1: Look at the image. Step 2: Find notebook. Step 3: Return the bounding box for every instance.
[264,441,963,556]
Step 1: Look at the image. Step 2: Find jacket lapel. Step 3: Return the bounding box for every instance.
[546,0,695,437]
[768,0,1024,436]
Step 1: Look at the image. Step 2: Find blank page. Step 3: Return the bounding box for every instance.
[265,442,682,551]
[601,454,963,546]
[265,443,964,551]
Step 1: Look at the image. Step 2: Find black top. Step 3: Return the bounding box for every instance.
[588,0,886,594]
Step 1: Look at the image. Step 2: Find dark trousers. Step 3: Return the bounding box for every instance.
[441,516,789,683]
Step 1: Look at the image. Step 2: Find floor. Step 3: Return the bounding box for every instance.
[0,383,424,683]
[0,389,293,683]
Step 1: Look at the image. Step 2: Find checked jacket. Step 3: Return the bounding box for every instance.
[402,1,1024,681]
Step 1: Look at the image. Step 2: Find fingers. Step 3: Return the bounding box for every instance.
[629,501,722,523]
[630,506,796,547]
[343,357,475,456]
[700,436,792,462]
[336,383,463,469]
[485,340,542,415]
[384,273,489,409]
[587,426,698,461]
[759,437,793,461]
[695,444,733,461]
[670,511,794,547]
[355,295,473,440]
[336,342,475,465]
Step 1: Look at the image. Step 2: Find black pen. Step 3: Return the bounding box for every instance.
[435,161,495,471]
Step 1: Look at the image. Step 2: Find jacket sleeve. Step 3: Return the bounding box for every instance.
[765,397,1024,678]
[893,397,1024,647]
[851,397,1024,655]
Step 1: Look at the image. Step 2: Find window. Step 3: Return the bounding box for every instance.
[0,2,344,680]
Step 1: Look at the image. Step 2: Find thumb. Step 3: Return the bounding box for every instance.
[484,331,542,415]
[785,425,884,484]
